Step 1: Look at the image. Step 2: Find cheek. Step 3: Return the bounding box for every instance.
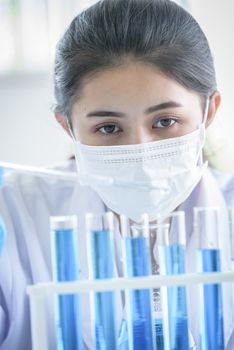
[74,127,90,143]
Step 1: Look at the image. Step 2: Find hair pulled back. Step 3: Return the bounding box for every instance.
[54,0,217,117]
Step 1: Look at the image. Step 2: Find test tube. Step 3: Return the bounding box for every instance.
[149,221,170,350]
[120,215,155,350]
[50,216,82,350]
[194,207,224,350]
[86,212,118,350]
[158,212,189,350]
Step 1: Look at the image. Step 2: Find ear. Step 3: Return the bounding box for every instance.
[55,112,72,137]
[205,91,221,128]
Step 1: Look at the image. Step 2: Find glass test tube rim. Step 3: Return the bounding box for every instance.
[129,211,186,246]
[86,211,114,232]
[193,206,221,250]
[50,215,78,231]
[193,206,220,225]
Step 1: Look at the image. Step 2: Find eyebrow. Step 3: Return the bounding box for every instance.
[86,101,183,118]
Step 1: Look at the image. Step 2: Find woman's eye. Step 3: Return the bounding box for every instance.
[154,118,177,129]
[97,124,121,135]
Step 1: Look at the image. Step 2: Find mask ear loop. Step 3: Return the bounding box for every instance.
[202,97,210,125]
[65,116,82,176]
[66,116,77,142]
[198,97,210,166]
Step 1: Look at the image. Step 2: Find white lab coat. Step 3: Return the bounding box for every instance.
[0,159,234,350]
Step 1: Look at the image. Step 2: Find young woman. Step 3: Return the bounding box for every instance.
[0,0,233,349]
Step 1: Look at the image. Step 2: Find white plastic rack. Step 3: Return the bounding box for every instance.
[27,271,234,350]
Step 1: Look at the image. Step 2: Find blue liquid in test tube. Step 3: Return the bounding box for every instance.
[197,249,224,350]
[164,245,189,350]
[194,207,224,350]
[50,216,82,350]
[122,216,154,350]
[126,237,153,350]
[157,212,189,350]
[87,212,118,350]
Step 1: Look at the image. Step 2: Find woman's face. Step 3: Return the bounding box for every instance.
[69,62,216,146]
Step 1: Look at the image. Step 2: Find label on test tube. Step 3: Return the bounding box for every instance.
[151,241,165,350]
[153,291,166,349]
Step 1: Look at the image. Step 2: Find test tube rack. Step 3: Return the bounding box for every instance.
[27,271,234,350]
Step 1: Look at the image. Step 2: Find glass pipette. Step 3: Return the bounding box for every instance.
[0,161,77,181]
[0,161,169,191]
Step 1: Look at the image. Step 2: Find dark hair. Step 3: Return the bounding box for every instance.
[54,0,217,118]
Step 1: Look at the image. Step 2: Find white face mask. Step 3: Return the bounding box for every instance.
[71,101,209,223]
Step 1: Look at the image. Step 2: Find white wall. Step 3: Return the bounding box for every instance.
[189,1,234,171]
[0,73,72,166]
[0,0,234,170]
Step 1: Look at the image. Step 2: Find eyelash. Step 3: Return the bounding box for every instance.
[153,117,178,129]
[95,124,122,136]
[96,124,121,136]
[95,117,178,136]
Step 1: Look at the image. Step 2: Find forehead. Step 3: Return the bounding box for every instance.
[72,62,202,113]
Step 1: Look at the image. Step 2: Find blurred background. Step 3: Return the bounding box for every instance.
[0,0,234,171]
